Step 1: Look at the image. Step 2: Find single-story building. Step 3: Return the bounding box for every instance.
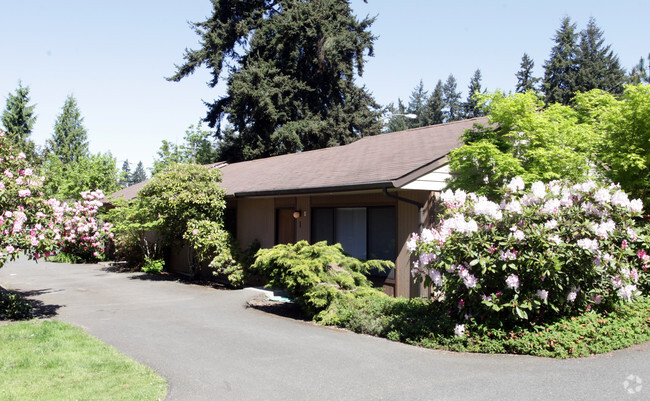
[111,117,487,298]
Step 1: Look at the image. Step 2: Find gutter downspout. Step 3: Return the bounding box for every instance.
[382,187,424,232]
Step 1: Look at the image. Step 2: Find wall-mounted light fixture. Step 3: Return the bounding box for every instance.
[293,210,301,219]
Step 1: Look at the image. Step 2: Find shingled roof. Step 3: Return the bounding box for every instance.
[110,117,486,200]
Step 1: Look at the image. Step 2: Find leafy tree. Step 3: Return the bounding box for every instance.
[168,0,382,162]
[41,152,121,201]
[131,161,147,184]
[442,74,463,121]
[137,164,226,247]
[1,83,38,162]
[447,91,600,198]
[427,80,445,125]
[543,17,578,105]
[463,69,485,118]
[574,18,625,95]
[515,53,540,93]
[151,122,219,175]
[48,95,89,164]
[629,54,650,84]
[120,159,131,188]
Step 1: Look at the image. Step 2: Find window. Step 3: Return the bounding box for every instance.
[312,206,395,279]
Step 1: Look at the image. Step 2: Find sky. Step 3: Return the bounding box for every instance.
[1,0,649,174]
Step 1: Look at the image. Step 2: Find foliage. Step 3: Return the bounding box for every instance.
[515,53,540,94]
[168,0,382,162]
[320,290,650,358]
[0,288,33,320]
[251,241,393,318]
[137,164,225,248]
[442,74,463,122]
[409,177,647,329]
[151,121,218,176]
[1,82,38,162]
[543,17,625,105]
[119,159,131,188]
[463,69,485,118]
[48,94,89,164]
[142,257,164,274]
[105,198,163,267]
[130,161,147,184]
[40,151,121,201]
[0,320,167,400]
[448,90,600,198]
[629,53,650,84]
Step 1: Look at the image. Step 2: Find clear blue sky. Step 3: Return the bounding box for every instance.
[1,0,648,174]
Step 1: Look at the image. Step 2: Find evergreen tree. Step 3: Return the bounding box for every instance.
[543,17,578,105]
[406,80,430,128]
[427,80,445,125]
[515,53,540,93]
[1,82,37,160]
[463,69,485,118]
[384,99,409,133]
[168,0,381,162]
[131,161,147,184]
[120,159,132,188]
[442,74,462,122]
[574,18,625,94]
[48,95,89,164]
[629,54,650,84]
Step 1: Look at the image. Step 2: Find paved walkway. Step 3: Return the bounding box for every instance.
[1,259,649,400]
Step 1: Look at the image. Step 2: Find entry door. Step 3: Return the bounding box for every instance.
[276,209,296,244]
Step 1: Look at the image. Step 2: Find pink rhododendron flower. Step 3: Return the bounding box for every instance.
[506,274,519,290]
[507,176,525,193]
[429,269,443,286]
[618,285,637,302]
[454,324,466,336]
[18,189,31,198]
[567,289,578,302]
[531,181,546,199]
[535,290,549,301]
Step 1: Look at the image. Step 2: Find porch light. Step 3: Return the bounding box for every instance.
[293,210,301,219]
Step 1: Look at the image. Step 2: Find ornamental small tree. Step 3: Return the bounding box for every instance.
[408,177,647,332]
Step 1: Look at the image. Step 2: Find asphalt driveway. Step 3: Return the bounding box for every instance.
[1,259,648,400]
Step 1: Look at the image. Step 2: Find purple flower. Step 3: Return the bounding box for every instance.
[505,274,519,290]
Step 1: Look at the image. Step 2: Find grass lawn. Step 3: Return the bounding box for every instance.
[0,320,167,401]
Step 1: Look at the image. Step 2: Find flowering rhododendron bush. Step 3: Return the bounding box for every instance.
[408,177,648,329]
[0,131,112,267]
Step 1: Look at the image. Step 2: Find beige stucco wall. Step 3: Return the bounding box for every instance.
[237,198,275,249]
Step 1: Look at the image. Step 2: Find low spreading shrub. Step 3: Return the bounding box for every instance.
[0,288,33,320]
[251,241,393,319]
[142,257,164,274]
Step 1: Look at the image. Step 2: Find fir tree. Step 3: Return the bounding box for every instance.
[1,82,37,160]
[168,0,381,162]
[131,161,147,184]
[385,99,409,133]
[48,95,89,164]
[406,80,430,128]
[464,69,485,118]
[629,54,650,84]
[515,53,540,93]
[120,159,131,188]
[574,18,625,94]
[543,17,578,105]
[442,74,462,122]
[427,80,445,125]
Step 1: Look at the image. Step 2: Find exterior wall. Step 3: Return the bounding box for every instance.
[232,189,438,299]
[237,198,275,249]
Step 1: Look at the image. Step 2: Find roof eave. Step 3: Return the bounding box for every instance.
[226,181,395,198]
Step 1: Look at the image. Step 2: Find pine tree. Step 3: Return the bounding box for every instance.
[1,82,37,160]
[515,53,540,93]
[464,69,485,118]
[543,17,578,105]
[574,18,625,94]
[629,54,650,84]
[131,161,147,184]
[385,99,409,133]
[49,95,89,164]
[427,80,445,125]
[406,80,430,128]
[120,159,132,188]
[442,74,463,122]
[168,0,381,162]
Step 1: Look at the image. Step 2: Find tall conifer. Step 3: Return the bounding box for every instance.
[543,17,578,105]
[515,53,540,93]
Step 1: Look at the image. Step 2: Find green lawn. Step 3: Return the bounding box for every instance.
[0,320,167,401]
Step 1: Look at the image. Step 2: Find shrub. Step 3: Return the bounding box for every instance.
[142,257,164,274]
[0,288,33,320]
[251,241,393,318]
[409,177,647,329]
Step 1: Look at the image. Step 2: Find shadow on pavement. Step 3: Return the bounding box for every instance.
[6,288,63,319]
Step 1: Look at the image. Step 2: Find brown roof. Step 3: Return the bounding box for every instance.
[220,117,486,196]
[110,117,486,200]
